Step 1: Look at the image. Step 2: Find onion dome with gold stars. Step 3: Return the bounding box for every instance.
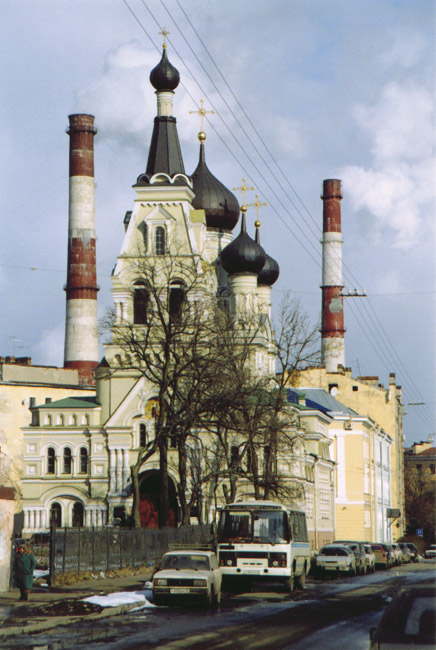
[255,221,280,286]
[191,133,240,231]
[220,207,266,275]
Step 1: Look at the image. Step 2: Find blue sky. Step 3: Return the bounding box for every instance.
[0,0,434,445]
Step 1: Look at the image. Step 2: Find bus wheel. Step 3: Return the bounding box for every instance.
[295,569,306,590]
[284,576,294,593]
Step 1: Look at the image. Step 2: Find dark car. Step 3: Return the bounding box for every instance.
[334,540,367,575]
[369,584,436,648]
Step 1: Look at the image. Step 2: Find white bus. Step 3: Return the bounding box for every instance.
[217,500,310,592]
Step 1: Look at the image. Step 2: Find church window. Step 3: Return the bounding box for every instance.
[50,502,62,527]
[142,222,148,251]
[79,447,88,474]
[139,423,147,448]
[155,226,166,255]
[133,284,150,324]
[47,447,56,474]
[169,282,185,321]
[63,448,72,474]
[72,502,84,528]
[231,446,239,469]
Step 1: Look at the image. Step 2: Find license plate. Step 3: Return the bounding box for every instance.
[170,588,190,594]
[245,570,261,575]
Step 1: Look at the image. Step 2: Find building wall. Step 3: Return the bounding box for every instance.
[0,360,94,514]
[297,367,405,540]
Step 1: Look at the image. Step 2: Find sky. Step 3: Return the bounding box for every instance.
[0,0,434,446]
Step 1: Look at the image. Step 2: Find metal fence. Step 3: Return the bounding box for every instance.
[49,524,213,582]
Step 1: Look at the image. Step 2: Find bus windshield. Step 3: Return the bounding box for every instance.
[218,509,288,544]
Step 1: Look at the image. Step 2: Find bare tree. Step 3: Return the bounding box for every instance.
[102,252,225,527]
[404,466,436,542]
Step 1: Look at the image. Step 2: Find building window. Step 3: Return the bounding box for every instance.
[155,226,166,255]
[72,502,84,528]
[79,447,88,474]
[231,445,239,469]
[50,502,62,527]
[169,283,185,321]
[139,423,147,448]
[134,284,149,324]
[47,447,56,474]
[63,448,72,474]
[29,397,36,408]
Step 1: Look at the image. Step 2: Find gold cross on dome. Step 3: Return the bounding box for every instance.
[247,194,267,219]
[233,178,255,207]
[159,27,170,48]
[189,99,215,132]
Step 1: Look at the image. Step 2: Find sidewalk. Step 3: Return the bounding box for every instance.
[0,571,152,638]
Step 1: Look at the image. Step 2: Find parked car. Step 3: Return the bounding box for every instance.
[152,550,222,608]
[390,543,403,566]
[371,543,391,569]
[363,544,376,573]
[424,544,436,560]
[369,584,436,648]
[398,542,411,564]
[406,543,419,562]
[315,544,357,577]
[334,540,367,574]
[382,543,395,568]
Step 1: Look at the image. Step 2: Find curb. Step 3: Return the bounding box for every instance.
[0,600,141,638]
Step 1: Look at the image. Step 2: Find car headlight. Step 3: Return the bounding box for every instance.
[193,579,207,587]
[154,579,167,586]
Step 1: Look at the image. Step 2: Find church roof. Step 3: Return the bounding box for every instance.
[136,48,186,185]
[220,209,266,275]
[191,142,239,231]
[255,223,279,286]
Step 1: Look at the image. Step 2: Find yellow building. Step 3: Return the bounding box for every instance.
[0,356,94,526]
[295,367,405,541]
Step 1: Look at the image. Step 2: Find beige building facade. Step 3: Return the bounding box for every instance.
[296,368,405,541]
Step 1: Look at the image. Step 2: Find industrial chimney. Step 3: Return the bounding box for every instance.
[64,114,99,385]
[321,179,345,372]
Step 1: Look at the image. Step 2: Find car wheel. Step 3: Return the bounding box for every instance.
[153,595,165,607]
[206,586,216,609]
[349,566,356,577]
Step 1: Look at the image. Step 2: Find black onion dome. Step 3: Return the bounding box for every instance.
[220,210,266,275]
[191,143,240,231]
[150,48,180,91]
[255,225,280,286]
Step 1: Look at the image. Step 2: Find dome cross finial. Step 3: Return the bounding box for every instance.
[233,178,255,210]
[159,27,170,49]
[189,99,215,142]
[247,194,267,220]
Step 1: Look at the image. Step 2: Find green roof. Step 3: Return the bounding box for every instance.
[36,396,100,409]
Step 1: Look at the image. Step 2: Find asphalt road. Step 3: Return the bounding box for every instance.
[5,560,436,649]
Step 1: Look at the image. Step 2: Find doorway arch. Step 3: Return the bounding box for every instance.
[138,470,178,528]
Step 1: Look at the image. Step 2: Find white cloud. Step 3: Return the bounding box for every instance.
[380,28,428,70]
[339,78,435,250]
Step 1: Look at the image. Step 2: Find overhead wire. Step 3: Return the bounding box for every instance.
[122,0,434,434]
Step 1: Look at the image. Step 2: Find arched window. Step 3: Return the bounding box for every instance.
[47,447,56,474]
[63,448,72,474]
[50,502,62,527]
[139,423,147,448]
[133,283,149,324]
[79,447,88,474]
[169,281,185,321]
[72,502,84,528]
[155,226,166,255]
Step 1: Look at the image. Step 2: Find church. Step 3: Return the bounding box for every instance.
[19,44,336,547]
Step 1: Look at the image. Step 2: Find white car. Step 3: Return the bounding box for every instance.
[315,544,357,576]
[424,544,436,559]
[152,550,222,607]
[363,544,376,573]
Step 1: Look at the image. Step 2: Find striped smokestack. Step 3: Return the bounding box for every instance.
[321,179,345,372]
[64,114,99,385]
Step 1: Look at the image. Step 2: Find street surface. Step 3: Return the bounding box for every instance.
[3,560,435,649]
